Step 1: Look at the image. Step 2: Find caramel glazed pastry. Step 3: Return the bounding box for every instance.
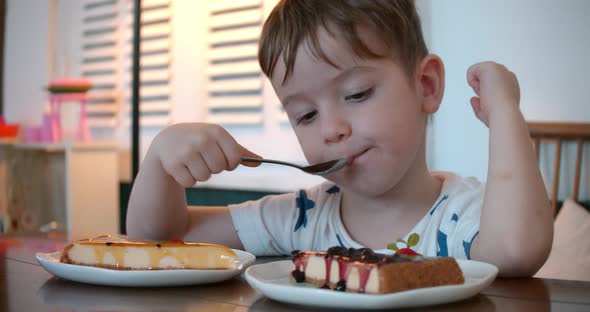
[60,235,238,270]
[291,246,464,294]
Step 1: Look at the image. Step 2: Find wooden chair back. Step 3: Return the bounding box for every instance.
[528,122,590,215]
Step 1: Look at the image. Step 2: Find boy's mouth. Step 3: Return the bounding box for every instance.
[347,147,372,165]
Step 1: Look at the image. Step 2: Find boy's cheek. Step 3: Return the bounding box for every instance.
[297,139,323,164]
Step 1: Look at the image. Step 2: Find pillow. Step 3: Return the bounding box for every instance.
[534,199,590,281]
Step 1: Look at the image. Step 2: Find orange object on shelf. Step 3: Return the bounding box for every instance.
[0,123,19,138]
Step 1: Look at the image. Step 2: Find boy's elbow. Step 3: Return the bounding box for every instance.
[496,256,545,278]
[475,231,553,277]
[496,236,553,277]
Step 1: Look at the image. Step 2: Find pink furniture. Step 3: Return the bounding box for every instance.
[48,92,90,143]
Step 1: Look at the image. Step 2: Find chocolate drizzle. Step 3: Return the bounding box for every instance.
[291,269,305,282]
[335,280,346,291]
[325,246,413,264]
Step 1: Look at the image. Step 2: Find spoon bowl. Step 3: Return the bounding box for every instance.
[241,157,347,175]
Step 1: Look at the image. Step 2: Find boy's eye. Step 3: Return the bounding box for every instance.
[295,110,318,125]
[344,88,373,102]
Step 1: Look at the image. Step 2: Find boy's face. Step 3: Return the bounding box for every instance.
[270,26,430,196]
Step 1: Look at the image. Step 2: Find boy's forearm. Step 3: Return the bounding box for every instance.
[126,150,190,240]
[475,106,553,276]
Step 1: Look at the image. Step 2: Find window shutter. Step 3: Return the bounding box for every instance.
[206,0,264,126]
[122,0,172,129]
[80,0,172,132]
[81,0,120,128]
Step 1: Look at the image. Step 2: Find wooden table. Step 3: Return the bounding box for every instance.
[1,233,589,311]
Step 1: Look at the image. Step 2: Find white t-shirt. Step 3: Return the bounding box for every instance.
[229,171,484,259]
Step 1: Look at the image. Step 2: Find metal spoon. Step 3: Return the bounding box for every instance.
[241,157,348,175]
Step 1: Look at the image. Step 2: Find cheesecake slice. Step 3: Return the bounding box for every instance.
[291,246,464,294]
[60,235,238,270]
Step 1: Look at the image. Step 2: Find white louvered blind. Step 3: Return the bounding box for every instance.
[81,0,120,128]
[80,0,172,133]
[123,0,172,128]
[206,0,265,126]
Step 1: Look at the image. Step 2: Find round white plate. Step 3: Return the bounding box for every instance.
[36,249,255,287]
[245,259,498,310]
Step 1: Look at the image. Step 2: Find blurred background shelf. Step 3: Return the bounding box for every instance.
[0,141,118,240]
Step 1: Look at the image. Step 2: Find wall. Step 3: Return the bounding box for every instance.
[425,0,590,200]
[4,0,589,198]
[3,0,82,131]
[3,0,50,125]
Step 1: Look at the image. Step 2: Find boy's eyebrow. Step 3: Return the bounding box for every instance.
[282,93,307,108]
[282,66,376,107]
[332,66,377,83]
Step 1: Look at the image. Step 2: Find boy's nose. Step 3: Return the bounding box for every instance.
[321,112,351,143]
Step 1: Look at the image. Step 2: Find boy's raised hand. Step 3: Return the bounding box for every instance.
[466,62,553,276]
[466,62,521,127]
[150,123,261,187]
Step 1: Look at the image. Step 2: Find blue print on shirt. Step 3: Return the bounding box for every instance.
[437,230,448,256]
[336,234,345,247]
[326,185,340,194]
[463,231,479,260]
[451,213,459,222]
[294,190,315,232]
[429,195,449,215]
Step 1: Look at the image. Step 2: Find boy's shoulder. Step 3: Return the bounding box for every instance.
[433,171,484,194]
[431,171,485,213]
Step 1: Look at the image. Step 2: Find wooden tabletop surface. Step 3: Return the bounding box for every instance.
[1,233,589,311]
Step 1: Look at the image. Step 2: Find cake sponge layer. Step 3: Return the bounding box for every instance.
[60,235,238,270]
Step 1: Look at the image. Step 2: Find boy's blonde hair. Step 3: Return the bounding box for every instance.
[258,0,428,84]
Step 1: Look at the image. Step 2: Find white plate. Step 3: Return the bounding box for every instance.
[245,259,498,310]
[36,249,255,287]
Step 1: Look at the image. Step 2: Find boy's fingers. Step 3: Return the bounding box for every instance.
[467,63,488,96]
[470,97,481,115]
[467,71,481,94]
[170,165,197,188]
[240,145,261,158]
[208,124,260,168]
[470,97,489,127]
[466,63,479,80]
[201,143,228,174]
[184,154,211,182]
[213,127,250,170]
[239,146,262,167]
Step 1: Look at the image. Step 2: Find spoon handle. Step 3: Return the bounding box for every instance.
[241,157,303,169]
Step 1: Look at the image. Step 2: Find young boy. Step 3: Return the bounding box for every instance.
[126,0,553,277]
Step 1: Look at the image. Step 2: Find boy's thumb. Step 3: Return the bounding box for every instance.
[239,145,262,167]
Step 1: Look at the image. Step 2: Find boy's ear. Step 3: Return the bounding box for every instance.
[417,54,445,114]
